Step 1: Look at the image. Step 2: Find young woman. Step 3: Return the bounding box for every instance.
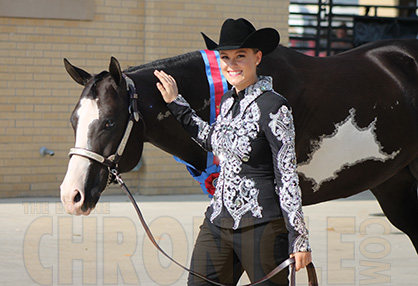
[155,18,312,285]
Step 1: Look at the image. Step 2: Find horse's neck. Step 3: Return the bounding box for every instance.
[163,52,211,121]
[127,50,209,115]
[157,52,211,169]
[126,51,211,170]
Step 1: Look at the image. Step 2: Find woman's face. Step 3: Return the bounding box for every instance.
[219,48,262,93]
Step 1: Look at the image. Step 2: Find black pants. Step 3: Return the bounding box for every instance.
[188,218,289,286]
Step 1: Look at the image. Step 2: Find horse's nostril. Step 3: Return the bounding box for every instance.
[74,191,81,203]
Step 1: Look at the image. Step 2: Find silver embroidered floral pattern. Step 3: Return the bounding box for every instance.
[191,114,211,142]
[269,105,310,252]
[220,97,234,117]
[168,77,310,252]
[172,94,190,107]
[209,77,273,229]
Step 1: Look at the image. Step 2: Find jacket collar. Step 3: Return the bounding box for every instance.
[236,76,273,115]
[245,76,273,96]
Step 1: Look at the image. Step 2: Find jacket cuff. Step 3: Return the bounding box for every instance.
[290,233,311,253]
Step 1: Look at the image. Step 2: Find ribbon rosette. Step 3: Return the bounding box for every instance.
[204,172,219,196]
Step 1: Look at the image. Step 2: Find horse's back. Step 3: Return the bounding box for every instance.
[345,39,418,90]
[277,39,418,116]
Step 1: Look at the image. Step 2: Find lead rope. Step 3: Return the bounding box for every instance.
[110,169,318,286]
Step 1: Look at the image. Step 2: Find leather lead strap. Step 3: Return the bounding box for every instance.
[111,170,319,286]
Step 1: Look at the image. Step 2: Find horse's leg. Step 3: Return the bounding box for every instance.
[371,165,418,253]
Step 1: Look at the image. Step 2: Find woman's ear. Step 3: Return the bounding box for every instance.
[256,50,262,65]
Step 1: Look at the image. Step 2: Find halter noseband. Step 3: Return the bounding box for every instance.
[68,73,141,186]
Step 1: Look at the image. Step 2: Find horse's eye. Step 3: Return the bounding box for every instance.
[104,119,115,130]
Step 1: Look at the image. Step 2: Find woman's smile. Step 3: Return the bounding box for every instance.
[228,70,243,77]
[220,48,262,93]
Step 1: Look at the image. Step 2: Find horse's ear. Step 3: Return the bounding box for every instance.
[63,58,92,86]
[109,56,122,86]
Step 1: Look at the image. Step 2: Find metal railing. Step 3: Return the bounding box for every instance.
[289,0,418,56]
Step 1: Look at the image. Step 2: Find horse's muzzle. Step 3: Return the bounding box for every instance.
[60,187,93,216]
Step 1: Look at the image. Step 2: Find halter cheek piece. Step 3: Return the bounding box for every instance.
[68,74,141,187]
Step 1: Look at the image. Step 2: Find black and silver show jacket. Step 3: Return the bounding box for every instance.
[167,76,310,254]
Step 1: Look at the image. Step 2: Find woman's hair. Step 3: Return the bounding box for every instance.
[252,48,261,54]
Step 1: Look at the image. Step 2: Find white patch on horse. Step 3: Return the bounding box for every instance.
[60,98,100,206]
[71,97,98,183]
[297,108,400,192]
[75,98,100,149]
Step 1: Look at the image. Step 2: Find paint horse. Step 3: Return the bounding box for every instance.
[60,39,418,252]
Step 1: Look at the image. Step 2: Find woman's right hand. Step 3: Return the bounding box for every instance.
[290,251,312,272]
[154,70,179,103]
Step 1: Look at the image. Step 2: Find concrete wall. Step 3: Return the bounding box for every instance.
[0,0,289,198]
[358,0,399,16]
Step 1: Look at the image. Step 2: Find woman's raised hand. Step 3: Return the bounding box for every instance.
[154,70,179,103]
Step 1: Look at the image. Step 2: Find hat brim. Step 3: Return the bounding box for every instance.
[201,28,280,56]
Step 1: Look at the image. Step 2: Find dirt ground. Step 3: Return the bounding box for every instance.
[1,191,417,285]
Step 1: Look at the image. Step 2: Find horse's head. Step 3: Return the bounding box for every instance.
[60,57,144,215]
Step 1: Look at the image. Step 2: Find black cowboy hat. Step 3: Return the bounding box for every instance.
[201,18,280,55]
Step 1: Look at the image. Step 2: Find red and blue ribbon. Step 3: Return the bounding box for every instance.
[199,49,228,166]
[173,50,227,197]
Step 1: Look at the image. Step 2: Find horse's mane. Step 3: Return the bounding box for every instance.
[124,51,200,73]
